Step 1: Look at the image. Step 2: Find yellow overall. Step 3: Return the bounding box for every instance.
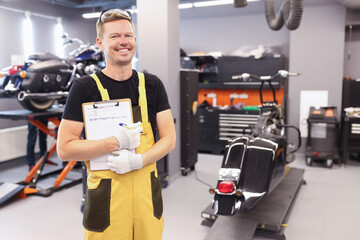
[82,72,164,240]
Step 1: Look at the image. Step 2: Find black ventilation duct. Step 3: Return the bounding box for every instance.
[234,0,248,8]
[264,0,304,31]
[234,0,304,31]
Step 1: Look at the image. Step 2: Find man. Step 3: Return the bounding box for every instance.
[26,118,48,171]
[57,8,176,240]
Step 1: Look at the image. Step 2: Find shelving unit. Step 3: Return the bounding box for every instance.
[181,54,288,154]
[185,55,285,90]
[341,77,360,163]
[188,55,220,89]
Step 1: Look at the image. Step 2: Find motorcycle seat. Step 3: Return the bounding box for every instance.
[28,52,62,62]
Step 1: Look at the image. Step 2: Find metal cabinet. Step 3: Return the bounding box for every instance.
[218,112,259,141]
[342,116,360,163]
[341,78,360,163]
[198,108,260,154]
[180,70,199,175]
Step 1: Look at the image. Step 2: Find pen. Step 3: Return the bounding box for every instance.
[119,123,143,133]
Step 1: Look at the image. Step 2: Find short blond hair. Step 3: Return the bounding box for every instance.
[96,12,135,39]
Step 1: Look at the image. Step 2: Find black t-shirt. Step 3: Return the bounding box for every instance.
[62,70,171,136]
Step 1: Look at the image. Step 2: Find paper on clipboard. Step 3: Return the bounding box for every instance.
[82,99,133,171]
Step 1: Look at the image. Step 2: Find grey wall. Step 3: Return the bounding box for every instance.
[344,26,360,79]
[288,2,346,151]
[0,0,96,129]
[179,1,348,153]
[0,0,357,161]
[180,3,290,58]
[344,10,360,79]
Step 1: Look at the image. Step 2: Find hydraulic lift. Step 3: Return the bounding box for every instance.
[201,167,305,240]
[0,107,82,206]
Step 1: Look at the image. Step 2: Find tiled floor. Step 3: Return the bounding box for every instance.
[0,153,360,240]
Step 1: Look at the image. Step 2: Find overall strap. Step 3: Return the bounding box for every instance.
[137,72,148,123]
[90,72,148,122]
[90,73,110,101]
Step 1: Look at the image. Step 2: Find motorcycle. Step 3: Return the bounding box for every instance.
[0,33,104,112]
[209,70,301,215]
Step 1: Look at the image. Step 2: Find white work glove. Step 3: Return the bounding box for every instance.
[113,122,143,149]
[107,149,143,174]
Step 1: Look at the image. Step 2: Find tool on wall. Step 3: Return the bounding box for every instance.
[207,92,217,107]
[347,25,352,60]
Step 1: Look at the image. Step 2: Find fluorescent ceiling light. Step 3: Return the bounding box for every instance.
[23,13,34,57]
[194,0,233,7]
[82,12,101,19]
[194,0,259,8]
[82,0,261,19]
[179,3,193,9]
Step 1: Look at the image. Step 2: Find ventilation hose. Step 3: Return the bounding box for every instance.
[265,0,304,31]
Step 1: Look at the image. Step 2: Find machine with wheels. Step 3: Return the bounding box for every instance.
[305,106,340,168]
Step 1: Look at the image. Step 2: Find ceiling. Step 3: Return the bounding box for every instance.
[38,0,360,12]
[339,0,360,9]
[37,0,158,10]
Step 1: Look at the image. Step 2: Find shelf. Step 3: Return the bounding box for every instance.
[188,55,218,64]
[220,81,281,89]
[199,71,218,74]
[183,55,286,90]
[199,83,220,89]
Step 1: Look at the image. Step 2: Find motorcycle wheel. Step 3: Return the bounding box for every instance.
[19,99,55,112]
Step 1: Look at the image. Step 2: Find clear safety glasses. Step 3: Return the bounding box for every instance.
[99,8,132,22]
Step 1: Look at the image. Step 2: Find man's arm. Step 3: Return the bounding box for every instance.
[142,109,176,166]
[57,119,119,161]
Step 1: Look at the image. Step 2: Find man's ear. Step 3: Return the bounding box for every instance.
[96,38,104,51]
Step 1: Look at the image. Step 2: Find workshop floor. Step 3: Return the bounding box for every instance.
[0,153,360,240]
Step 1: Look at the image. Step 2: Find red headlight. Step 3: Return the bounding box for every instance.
[218,181,235,193]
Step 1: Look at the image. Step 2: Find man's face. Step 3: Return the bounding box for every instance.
[97,19,136,66]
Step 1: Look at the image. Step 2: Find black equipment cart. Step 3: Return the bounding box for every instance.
[305,106,340,168]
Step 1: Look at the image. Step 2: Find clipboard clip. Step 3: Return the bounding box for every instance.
[92,101,120,108]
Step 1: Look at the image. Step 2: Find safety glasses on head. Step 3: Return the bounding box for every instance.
[99,8,132,22]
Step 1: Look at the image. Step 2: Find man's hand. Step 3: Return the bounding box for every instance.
[107,149,143,174]
[113,122,143,149]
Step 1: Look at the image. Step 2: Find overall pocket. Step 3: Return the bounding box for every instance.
[150,171,163,220]
[132,106,142,123]
[83,178,111,232]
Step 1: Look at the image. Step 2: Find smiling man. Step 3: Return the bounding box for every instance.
[57,9,176,240]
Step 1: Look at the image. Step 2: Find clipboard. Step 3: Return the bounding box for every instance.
[82,99,133,171]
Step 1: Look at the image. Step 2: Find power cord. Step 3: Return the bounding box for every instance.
[282,124,302,154]
[194,169,214,188]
